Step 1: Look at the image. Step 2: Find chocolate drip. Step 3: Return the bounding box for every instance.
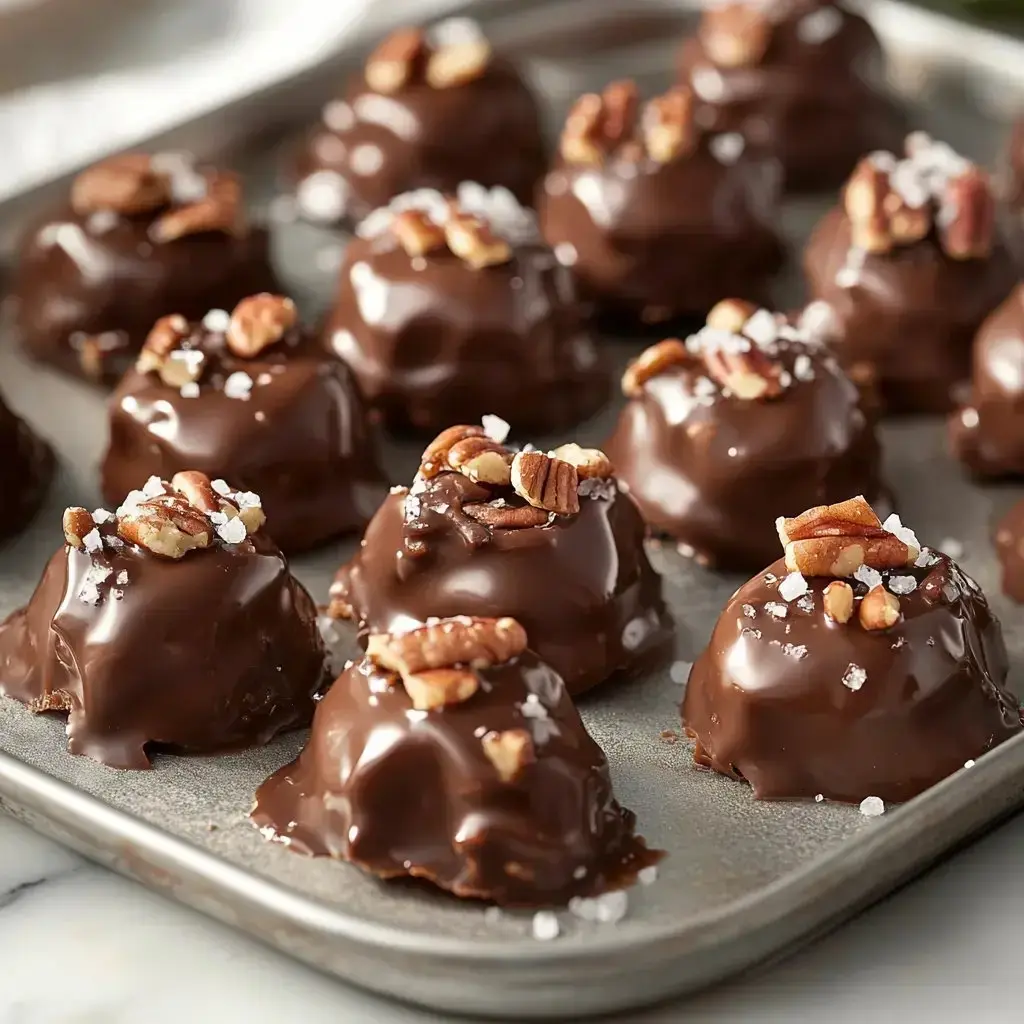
[0,394,54,541]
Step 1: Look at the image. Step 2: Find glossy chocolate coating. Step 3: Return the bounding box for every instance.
[10,203,279,385]
[331,474,671,696]
[0,394,54,542]
[683,554,1021,803]
[293,56,546,227]
[803,208,1018,414]
[604,339,884,571]
[102,323,387,554]
[677,1,904,193]
[537,143,784,325]
[0,519,327,769]
[995,500,1024,603]
[253,650,655,906]
[325,233,608,434]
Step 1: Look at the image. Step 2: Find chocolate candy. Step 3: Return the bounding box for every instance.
[683,496,1022,803]
[677,0,904,193]
[604,300,884,571]
[538,80,784,327]
[0,472,328,769]
[0,393,54,542]
[9,152,279,385]
[252,616,656,906]
[995,500,1024,603]
[330,423,671,696]
[804,134,1017,414]
[292,20,546,228]
[324,184,608,433]
[101,294,386,554]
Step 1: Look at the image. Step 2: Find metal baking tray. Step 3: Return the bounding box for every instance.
[3,1,1024,1019]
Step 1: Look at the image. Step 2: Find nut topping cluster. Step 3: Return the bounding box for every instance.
[560,81,698,167]
[63,471,265,565]
[364,19,491,95]
[383,197,512,267]
[844,135,996,260]
[71,152,247,242]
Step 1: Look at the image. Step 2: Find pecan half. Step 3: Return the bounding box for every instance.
[117,494,211,558]
[859,585,901,630]
[71,153,170,216]
[446,435,512,485]
[511,452,579,515]
[642,86,695,164]
[622,338,692,397]
[560,80,639,165]
[63,507,96,549]
[365,27,425,94]
[600,80,639,150]
[136,314,190,375]
[481,728,535,782]
[226,294,297,358]
[550,443,614,480]
[702,342,782,400]
[367,616,528,676]
[940,167,995,260]
[444,211,511,269]
[421,424,487,477]
[822,580,854,624]
[462,503,551,529]
[701,2,772,68]
[777,496,885,543]
[426,36,492,89]
[845,158,897,254]
[151,171,244,243]
[402,668,480,711]
[391,209,446,257]
[706,298,757,334]
[170,470,220,513]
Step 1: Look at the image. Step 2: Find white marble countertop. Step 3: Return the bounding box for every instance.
[1,810,1020,1023]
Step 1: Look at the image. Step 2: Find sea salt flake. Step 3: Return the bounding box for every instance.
[84,564,113,585]
[763,572,778,585]
[235,491,262,509]
[888,575,917,595]
[743,309,779,347]
[91,508,113,524]
[793,354,815,381]
[741,627,762,640]
[179,382,200,398]
[915,547,940,567]
[669,661,691,684]
[709,131,745,165]
[782,643,808,660]
[859,796,885,817]
[211,479,232,496]
[814,793,824,803]
[882,513,920,555]
[224,371,254,400]
[520,694,549,720]
[481,413,510,444]
[78,581,101,605]
[742,603,757,618]
[891,636,906,650]
[532,911,560,941]
[142,475,165,498]
[842,663,867,691]
[764,601,788,620]
[217,517,247,544]
[116,570,129,585]
[778,572,808,602]
[853,564,882,589]
[796,594,815,614]
[202,308,231,333]
[208,511,228,526]
[82,529,103,554]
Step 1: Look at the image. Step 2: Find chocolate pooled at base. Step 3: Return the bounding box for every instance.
[538,80,784,327]
[102,294,386,554]
[330,424,671,696]
[292,19,546,228]
[0,472,328,769]
[683,497,1022,804]
[9,152,279,386]
[253,616,658,907]
[604,299,884,571]
[677,0,905,193]
[0,393,54,542]
[325,184,608,434]
[803,134,1018,414]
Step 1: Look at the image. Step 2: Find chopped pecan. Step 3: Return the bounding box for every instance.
[71,153,170,216]
[845,158,896,254]
[402,668,480,711]
[365,27,425,94]
[150,171,245,243]
[701,2,772,68]
[136,314,190,375]
[560,80,639,165]
[706,298,757,334]
[702,342,782,400]
[77,336,106,381]
[777,495,885,543]
[600,80,640,150]
[426,36,492,89]
[462,503,551,529]
[444,211,511,269]
[642,86,695,164]
[940,167,994,260]
[859,585,901,630]
[117,494,211,558]
[226,294,297,358]
[621,338,692,397]
[822,580,854,624]
[549,443,614,480]
[446,435,512,485]
[63,507,96,549]
[391,209,446,257]
[511,452,579,515]
[367,616,528,676]
[481,728,535,782]
[170,470,220,513]
[421,424,487,477]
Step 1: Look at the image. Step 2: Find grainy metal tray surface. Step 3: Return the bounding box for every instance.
[3,1,1024,1019]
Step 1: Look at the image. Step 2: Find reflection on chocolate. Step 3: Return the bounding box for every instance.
[604,301,883,571]
[293,20,545,228]
[102,295,386,554]
[538,80,784,326]
[330,425,671,696]
[0,473,328,769]
[324,185,608,433]
[253,616,657,906]
[677,0,904,193]
[684,497,1021,803]
[995,500,1024,603]
[804,136,1018,414]
[10,152,279,385]
[0,393,54,542]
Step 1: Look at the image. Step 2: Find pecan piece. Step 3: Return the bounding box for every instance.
[117,494,211,558]
[426,36,492,89]
[642,86,695,164]
[446,435,512,485]
[462,503,551,529]
[622,338,692,397]
[170,470,220,513]
[151,171,245,243]
[226,294,297,358]
[511,452,579,515]
[701,2,772,68]
[365,27,425,94]
[391,209,446,257]
[421,424,487,477]
[63,507,96,549]
[71,153,170,216]
[706,298,757,334]
[600,80,639,150]
[560,93,606,166]
[940,167,995,260]
[481,728,535,782]
[444,211,511,269]
[859,585,901,630]
[136,314,190,375]
[402,668,480,711]
[549,443,613,480]
[844,158,896,254]
[702,342,782,400]
[367,616,528,675]
[822,581,854,624]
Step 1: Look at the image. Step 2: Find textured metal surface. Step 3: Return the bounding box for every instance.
[3,1,1024,1019]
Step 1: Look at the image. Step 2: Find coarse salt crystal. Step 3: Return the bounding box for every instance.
[842,663,867,691]
[142,475,165,498]
[211,479,232,496]
[202,308,231,333]
[235,491,262,509]
[84,564,113,585]
[764,601,788,620]
[915,547,940,567]
[116,570,129,585]
[82,529,103,554]
[859,796,885,817]
[882,513,920,555]
[179,382,200,399]
[520,694,548,720]
[481,414,511,444]
[224,372,254,400]
[741,627,762,640]
[91,509,113,524]
[853,564,882,589]
[532,911,560,941]
[814,793,824,803]
[709,131,745,165]
[208,511,228,526]
[796,594,815,614]
[782,643,808,660]
[778,572,808,602]
[888,575,917,595]
[743,309,779,347]
[742,603,757,618]
[78,581,101,605]
[793,354,815,381]
[217,517,247,544]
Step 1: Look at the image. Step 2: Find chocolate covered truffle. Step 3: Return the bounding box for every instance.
[804,134,1017,414]
[538,80,784,326]
[253,616,655,906]
[0,471,328,769]
[325,184,607,433]
[292,19,545,228]
[683,496,1022,803]
[102,294,386,554]
[994,500,1024,603]
[677,0,904,193]
[330,422,671,696]
[604,300,884,571]
[0,392,54,542]
[10,152,279,385]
